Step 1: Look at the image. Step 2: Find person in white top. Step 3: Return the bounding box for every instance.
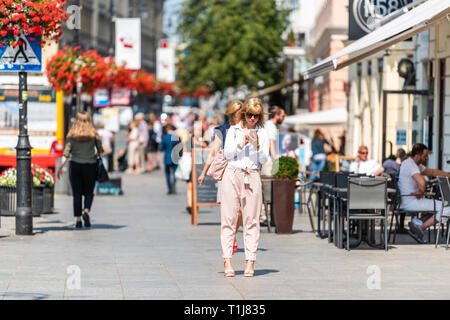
[349,146,384,176]
[97,122,113,171]
[262,105,285,176]
[398,143,450,241]
[220,98,269,277]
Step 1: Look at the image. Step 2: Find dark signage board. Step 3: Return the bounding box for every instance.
[190,149,219,226]
[349,0,414,40]
[193,149,218,204]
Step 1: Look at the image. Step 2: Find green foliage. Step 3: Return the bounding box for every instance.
[177,0,290,93]
[272,156,299,180]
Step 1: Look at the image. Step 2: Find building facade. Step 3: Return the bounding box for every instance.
[427,20,450,171]
[346,41,415,162]
[60,0,165,72]
[347,15,450,171]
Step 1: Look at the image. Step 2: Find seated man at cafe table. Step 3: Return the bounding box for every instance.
[349,146,384,176]
[398,143,450,241]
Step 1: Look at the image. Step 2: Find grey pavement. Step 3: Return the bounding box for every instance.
[1,170,450,300]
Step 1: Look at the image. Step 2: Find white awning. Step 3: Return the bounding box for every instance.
[303,0,450,79]
[284,108,348,127]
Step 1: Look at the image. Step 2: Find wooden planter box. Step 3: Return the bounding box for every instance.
[0,185,50,217]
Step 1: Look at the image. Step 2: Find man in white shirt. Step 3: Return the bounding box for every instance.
[349,146,384,176]
[262,105,285,176]
[398,143,450,241]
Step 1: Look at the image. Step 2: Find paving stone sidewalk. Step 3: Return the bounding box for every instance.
[0,170,450,300]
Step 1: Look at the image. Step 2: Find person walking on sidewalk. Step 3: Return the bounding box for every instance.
[198,100,244,254]
[56,112,104,228]
[160,124,182,195]
[126,120,141,173]
[135,113,149,173]
[221,98,269,277]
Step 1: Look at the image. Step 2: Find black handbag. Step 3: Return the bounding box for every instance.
[96,158,109,182]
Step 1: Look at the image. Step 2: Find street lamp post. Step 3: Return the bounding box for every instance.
[16,70,33,235]
[70,0,80,126]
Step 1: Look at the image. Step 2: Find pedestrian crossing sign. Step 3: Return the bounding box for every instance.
[0,34,42,72]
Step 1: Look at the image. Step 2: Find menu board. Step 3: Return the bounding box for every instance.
[193,149,218,204]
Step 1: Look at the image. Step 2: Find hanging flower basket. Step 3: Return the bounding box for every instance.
[0,0,67,48]
[45,46,80,94]
[132,69,157,94]
[101,58,134,90]
[46,47,109,95]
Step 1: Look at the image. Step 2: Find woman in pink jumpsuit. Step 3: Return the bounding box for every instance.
[221,98,269,277]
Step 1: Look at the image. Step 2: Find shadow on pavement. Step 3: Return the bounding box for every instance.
[197,222,221,226]
[232,269,280,277]
[34,224,126,234]
[235,247,268,253]
[292,229,314,234]
[3,292,50,300]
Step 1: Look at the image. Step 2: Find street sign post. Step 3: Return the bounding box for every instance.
[1,34,42,235]
[0,35,42,72]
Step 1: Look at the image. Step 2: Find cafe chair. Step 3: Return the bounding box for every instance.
[346,177,388,251]
[389,177,437,244]
[434,177,450,249]
[261,175,273,233]
[314,172,330,239]
[333,172,350,249]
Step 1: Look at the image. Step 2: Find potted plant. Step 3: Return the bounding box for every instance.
[271,156,299,234]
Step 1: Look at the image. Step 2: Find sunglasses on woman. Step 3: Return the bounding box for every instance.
[245,113,260,119]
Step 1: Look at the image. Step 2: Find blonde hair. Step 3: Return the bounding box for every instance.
[67,112,98,141]
[225,100,243,126]
[240,98,265,127]
[358,145,369,153]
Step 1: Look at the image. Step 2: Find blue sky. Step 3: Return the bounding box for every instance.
[163,0,184,42]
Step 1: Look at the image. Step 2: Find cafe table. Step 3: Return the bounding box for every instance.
[332,187,396,249]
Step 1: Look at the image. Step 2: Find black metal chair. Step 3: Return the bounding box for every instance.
[324,172,337,243]
[315,172,329,238]
[388,177,437,244]
[261,176,273,233]
[346,177,389,251]
[297,176,316,233]
[435,177,450,249]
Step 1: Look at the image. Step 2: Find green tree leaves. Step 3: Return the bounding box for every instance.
[178,0,289,93]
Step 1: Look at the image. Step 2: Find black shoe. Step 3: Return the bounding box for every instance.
[75,221,82,229]
[82,213,91,228]
[186,207,192,215]
[408,222,424,240]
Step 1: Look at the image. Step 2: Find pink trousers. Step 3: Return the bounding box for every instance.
[220,166,262,261]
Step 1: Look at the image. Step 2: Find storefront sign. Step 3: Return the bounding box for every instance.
[349,0,414,40]
[396,129,407,146]
[110,88,130,106]
[93,89,110,107]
